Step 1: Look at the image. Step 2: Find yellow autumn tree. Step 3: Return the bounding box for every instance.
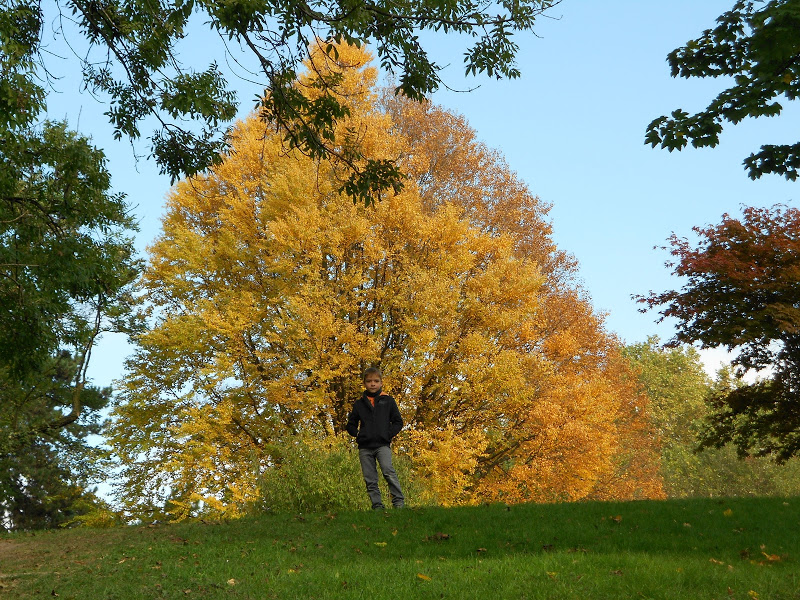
[382,95,664,503]
[109,43,662,518]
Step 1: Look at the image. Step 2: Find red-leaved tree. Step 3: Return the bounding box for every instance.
[639,205,800,462]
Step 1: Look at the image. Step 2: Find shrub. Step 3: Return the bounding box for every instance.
[254,435,425,513]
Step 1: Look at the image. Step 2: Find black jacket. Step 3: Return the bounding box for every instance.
[346,392,403,449]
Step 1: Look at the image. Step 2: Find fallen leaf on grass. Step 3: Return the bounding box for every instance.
[709,558,734,569]
[476,548,487,553]
[417,573,431,581]
[761,552,781,562]
[610,569,623,576]
[227,579,237,586]
[723,509,733,517]
[546,572,557,579]
[374,542,387,547]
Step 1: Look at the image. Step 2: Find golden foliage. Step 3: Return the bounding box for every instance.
[403,426,488,507]
[109,42,662,518]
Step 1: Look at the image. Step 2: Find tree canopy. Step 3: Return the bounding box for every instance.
[109,44,662,519]
[638,205,800,462]
[0,121,140,529]
[624,337,800,498]
[645,0,800,180]
[0,354,113,531]
[2,0,560,204]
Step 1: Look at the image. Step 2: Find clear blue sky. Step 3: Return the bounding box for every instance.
[45,0,799,388]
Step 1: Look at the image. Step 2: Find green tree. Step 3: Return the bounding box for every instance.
[0,121,140,529]
[622,338,709,497]
[638,205,800,462]
[645,0,800,180]
[2,0,560,204]
[0,354,114,531]
[624,338,800,498]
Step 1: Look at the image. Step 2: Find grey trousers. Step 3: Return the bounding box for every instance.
[358,446,405,508]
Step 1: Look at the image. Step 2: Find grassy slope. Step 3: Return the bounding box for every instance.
[1,497,798,600]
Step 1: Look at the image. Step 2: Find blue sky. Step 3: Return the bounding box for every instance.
[45,0,799,388]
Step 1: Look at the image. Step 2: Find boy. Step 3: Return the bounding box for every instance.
[345,367,405,509]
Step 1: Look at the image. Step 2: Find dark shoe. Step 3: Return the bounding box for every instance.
[372,504,385,510]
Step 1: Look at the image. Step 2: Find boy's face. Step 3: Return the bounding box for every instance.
[364,374,382,394]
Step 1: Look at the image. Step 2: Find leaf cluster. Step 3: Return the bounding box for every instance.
[0,121,140,376]
[0,1,45,131]
[645,0,800,179]
[0,121,141,529]
[2,0,559,203]
[699,376,800,462]
[638,205,800,461]
[0,352,114,531]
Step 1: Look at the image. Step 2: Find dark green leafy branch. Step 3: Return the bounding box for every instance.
[645,0,800,180]
[2,0,559,205]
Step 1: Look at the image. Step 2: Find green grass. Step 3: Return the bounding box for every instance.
[2,497,799,599]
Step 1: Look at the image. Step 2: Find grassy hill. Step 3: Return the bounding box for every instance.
[2,497,798,599]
